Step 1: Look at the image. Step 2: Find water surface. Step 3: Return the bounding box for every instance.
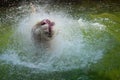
[0,3,120,80]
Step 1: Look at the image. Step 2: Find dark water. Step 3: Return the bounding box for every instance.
[0,2,120,80]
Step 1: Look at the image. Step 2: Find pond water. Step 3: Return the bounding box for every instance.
[0,2,120,80]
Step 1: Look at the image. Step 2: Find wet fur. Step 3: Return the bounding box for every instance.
[32,22,55,40]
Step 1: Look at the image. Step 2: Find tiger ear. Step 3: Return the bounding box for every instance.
[30,3,36,13]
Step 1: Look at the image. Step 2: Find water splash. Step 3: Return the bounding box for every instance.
[0,4,108,72]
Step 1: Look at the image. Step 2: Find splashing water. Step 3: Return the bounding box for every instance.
[0,5,108,72]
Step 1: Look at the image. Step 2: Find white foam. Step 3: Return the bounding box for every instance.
[0,5,106,72]
[78,18,106,30]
